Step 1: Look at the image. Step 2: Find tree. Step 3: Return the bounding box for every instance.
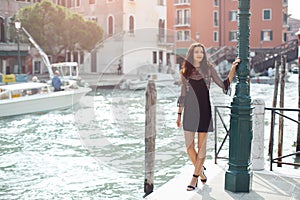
[15,0,103,62]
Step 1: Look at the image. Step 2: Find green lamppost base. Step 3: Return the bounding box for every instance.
[225,0,253,192]
[225,169,253,192]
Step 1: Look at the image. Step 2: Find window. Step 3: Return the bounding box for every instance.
[153,51,157,64]
[176,9,190,25]
[159,51,163,64]
[214,0,218,6]
[184,30,190,40]
[229,31,238,41]
[261,30,273,41]
[213,11,219,26]
[283,32,287,42]
[129,16,134,34]
[213,31,218,42]
[177,31,183,41]
[157,0,164,5]
[158,19,165,41]
[229,11,238,21]
[283,13,288,25]
[176,10,182,25]
[176,30,190,41]
[108,16,113,36]
[263,9,271,20]
[75,0,80,7]
[0,18,4,43]
[184,10,190,24]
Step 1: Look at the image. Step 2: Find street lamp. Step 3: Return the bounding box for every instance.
[225,0,253,192]
[195,32,200,42]
[15,20,21,74]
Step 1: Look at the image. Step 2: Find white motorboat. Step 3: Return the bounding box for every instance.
[0,82,91,117]
[119,73,176,90]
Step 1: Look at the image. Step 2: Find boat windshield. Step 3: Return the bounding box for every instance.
[51,62,79,80]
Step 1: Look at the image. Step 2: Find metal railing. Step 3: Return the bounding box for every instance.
[214,105,230,164]
[214,105,300,170]
[265,107,300,170]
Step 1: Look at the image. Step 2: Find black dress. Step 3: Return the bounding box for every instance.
[177,67,230,133]
[183,78,212,132]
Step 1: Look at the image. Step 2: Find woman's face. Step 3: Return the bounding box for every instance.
[193,46,204,64]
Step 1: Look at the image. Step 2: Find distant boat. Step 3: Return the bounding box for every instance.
[250,73,290,84]
[0,82,91,117]
[119,73,176,90]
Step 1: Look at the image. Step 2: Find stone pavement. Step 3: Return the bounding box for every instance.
[145,161,300,200]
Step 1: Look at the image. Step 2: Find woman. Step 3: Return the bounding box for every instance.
[176,43,240,191]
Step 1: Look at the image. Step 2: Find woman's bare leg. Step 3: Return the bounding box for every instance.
[194,132,208,181]
[184,131,197,165]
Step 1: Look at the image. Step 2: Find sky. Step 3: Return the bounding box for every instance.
[288,0,300,20]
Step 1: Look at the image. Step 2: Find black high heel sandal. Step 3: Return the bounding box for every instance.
[187,174,199,191]
[201,166,207,184]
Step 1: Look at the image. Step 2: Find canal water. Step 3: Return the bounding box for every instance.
[0,74,298,199]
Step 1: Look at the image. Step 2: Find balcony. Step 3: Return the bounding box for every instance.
[174,23,190,28]
[175,18,191,27]
[0,42,29,52]
[174,0,190,6]
[157,34,175,46]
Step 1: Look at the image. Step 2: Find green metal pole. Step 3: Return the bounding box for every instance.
[17,30,21,74]
[225,0,253,192]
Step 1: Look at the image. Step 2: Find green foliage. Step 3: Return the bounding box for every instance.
[16,0,103,62]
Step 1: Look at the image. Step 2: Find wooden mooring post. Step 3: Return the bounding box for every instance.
[144,80,157,198]
[269,60,280,156]
[278,55,286,167]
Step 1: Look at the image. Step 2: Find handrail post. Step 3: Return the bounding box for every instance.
[214,106,217,164]
[296,28,300,157]
[270,109,275,171]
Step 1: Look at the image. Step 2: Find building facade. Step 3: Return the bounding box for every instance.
[0,0,33,75]
[0,0,298,75]
[167,0,291,58]
[68,0,170,74]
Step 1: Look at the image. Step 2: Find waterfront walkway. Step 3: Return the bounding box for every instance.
[145,161,300,200]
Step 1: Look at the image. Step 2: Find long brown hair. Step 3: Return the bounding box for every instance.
[180,43,212,78]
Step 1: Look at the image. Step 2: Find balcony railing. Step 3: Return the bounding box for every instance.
[174,0,190,6]
[0,42,29,52]
[157,34,174,46]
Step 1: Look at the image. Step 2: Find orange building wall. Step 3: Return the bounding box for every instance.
[167,0,288,49]
[249,0,286,48]
[190,0,214,46]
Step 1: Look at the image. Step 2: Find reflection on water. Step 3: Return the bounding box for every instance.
[0,74,299,199]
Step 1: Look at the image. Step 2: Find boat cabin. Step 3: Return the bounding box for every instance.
[51,62,79,80]
[0,83,51,100]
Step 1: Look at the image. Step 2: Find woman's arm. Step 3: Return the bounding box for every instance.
[211,58,240,92]
[227,58,240,83]
[176,74,186,127]
[176,106,183,127]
